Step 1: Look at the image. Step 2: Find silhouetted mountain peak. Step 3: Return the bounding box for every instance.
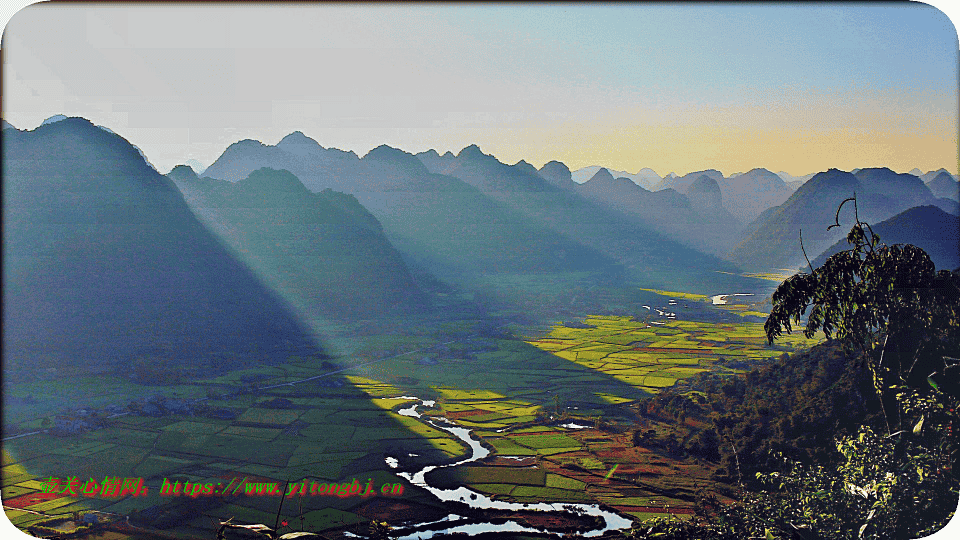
[688,174,721,193]
[686,175,724,212]
[513,160,538,176]
[236,167,311,195]
[927,171,960,200]
[6,118,325,370]
[931,171,958,185]
[457,144,486,159]
[538,160,573,187]
[854,167,932,205]
[857,166,895,176]
[804,168,860,191]
[277,130,323,152]
[167,164,200,183]
[2,119,16,130]
[229,138,269,151]
[587,168,615,184]
[696,169,723,179]
[363,144,429,175]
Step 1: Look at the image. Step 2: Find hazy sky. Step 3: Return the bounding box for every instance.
[2,2,958,177]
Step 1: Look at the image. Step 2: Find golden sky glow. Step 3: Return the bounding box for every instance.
[2,4,958,177]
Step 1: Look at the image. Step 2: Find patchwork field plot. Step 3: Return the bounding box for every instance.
[526,315,821,395]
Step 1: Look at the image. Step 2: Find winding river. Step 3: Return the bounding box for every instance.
[383,399,633,539]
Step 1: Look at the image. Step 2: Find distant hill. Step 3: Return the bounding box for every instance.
[776,171,817,188]
[420,148,742,289]
[686,174,725,213]
[921,168,958,184]
[927,171,960,201]
[571,165,661,189]
[538,160,578,190]
[169,166,429,319]
[729,168,945,271]
[811,205,960,271]
[202,132,360,192]
[652,169,724,193]
[571,168,742,256]
[784,180,805,191]
[202,134,614,280]
[651,168,791,225]
[718,168,793,224]
[3,117,324,374]
[855,168,936,209]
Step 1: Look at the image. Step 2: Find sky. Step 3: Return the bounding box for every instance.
[2,2,958,178]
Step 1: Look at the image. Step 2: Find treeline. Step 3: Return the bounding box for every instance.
[636,340,883,485]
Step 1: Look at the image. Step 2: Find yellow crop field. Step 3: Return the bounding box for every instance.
[527,312,822,394]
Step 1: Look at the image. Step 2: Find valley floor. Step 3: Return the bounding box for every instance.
[2,278,822,539]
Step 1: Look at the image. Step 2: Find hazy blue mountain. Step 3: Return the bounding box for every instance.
[538,160,577,190]
[169,166,428,319]
[415,149,457,174]
[202,132,360,193]
[3,117,324,375]
[513,159,539,176]
[437,144,558,193]
[927,171,960,201]
[729,167,945,271]
[184,158,207,175]
[811,205,959,271]
[357,145,614,278]
[921,168,957,184]
[854,168,936,209]
[718,168,793,224]
[652,169,724,193]
[785,180,806,191]
[203,136,615,280]
[648,168,791,225]
[686,174,725,213]
[571,165,660,189]
[2,119,16,130]
[910,168,923,176]
[776,171,817,187]
[634,167,663,188]
[428,149,742,288]
[40,114,68,125]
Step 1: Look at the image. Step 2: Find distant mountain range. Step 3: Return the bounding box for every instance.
[919,168,958,184]
[571,167,743,256]
[776,171,817,187]
[926,171,959,201]
[168,165,429,319]
[204,136,616,280]
[571,165,662,189]
[201,132,743,292]
[10,115,954,306]
[3,117,324,373]
[811,205,959,271]
[729,167,958,271]
[413,144,740,288]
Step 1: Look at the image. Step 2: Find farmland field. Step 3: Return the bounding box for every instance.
[3,286,822,537]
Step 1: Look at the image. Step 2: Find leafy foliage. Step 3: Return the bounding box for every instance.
[628,199,960,539]
[638,342,880,484]
[764,197,960,405]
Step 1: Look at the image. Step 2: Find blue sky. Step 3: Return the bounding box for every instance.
[2,2,957,177]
